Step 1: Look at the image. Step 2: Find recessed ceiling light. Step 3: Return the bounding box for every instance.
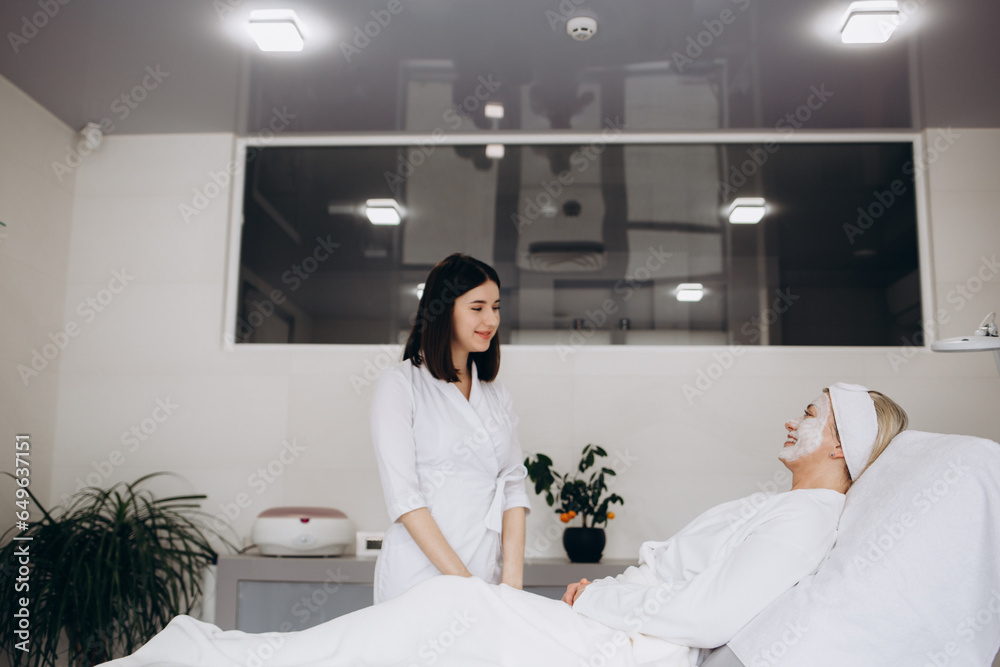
[365,199,402,225]
[249,9,304,52]
[676,283,705,302]
[485,144,505,159]
[840,1,900,44]
[484,103,504,119]
[727,197,767,224]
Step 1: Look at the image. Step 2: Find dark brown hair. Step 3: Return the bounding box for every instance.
[403,254,501,382]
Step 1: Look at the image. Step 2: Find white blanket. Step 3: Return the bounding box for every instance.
[98,576,694,667]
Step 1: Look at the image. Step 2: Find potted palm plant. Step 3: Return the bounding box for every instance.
[0,472,233,667]
[524,444,624,562]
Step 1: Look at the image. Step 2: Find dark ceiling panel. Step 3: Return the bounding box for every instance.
[1,0,998,134]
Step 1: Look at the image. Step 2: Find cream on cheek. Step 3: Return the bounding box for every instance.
[778,393,831,462]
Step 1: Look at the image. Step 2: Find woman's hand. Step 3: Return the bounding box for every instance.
[399,508,473,578]
[561,578,591,606]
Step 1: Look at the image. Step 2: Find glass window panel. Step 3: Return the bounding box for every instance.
[234,142,920,347]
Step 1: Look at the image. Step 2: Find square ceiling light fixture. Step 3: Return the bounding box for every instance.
[840,1,900,44]
[485,144,505,159]
[249,9,304,52]
[365,199,402,225]
[675,283,705,302]
[484,103,505,120]
[727,197,767,224]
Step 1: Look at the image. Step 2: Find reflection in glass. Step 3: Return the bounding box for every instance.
[235,142,920,347]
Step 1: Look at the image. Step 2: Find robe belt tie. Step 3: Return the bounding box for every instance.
[485,465,528,533]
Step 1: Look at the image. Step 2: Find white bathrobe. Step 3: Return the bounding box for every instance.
[370,359,531,603]
[572,488,846,663]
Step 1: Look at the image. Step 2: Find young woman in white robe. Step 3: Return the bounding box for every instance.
[369,254,532,604]
[98,385,908,667]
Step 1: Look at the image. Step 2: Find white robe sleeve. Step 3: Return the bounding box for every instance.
[572,511,837,649]
[496,381,532,514]
[370,365,426,522]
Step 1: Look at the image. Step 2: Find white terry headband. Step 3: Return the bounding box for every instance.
[828,382,879,480]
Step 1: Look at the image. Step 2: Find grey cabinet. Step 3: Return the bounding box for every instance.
[216,555,632,632]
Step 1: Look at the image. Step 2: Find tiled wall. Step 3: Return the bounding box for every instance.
[28,126,997,564]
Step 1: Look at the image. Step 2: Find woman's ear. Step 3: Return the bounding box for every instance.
[829,445,845,460]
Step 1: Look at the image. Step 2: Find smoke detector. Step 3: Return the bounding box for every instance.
[566,16,597,41]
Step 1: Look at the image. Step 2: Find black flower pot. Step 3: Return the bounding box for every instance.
[563,527,606,563]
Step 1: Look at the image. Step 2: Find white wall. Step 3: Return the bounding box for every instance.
[39,128,1000,564]
[0,73,78,510]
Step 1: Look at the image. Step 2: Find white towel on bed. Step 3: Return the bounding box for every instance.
[728,430,1000,667]
[97,575,694,667]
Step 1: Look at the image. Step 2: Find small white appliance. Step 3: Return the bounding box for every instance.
[251,506,356,557]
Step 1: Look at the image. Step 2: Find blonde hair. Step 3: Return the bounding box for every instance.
[824,388,909,482]
[858,390,909,478]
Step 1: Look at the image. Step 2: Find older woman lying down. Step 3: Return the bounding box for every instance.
[99,383,907,667]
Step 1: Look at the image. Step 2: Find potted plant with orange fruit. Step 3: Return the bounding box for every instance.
[524,444,624,563]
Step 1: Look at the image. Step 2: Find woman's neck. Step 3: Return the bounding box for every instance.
[451,346,469,382]
[791,468,850,494]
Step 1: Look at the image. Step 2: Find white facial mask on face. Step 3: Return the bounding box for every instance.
[778,392,831,462]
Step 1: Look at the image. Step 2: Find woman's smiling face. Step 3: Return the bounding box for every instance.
[451,281,500,355]
[779,391,841,464]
